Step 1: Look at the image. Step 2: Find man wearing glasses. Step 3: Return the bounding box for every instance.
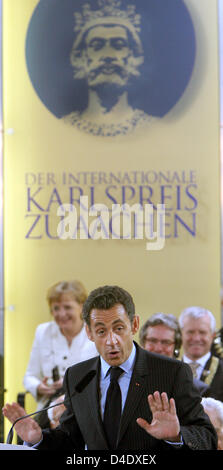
[139,312,181,359]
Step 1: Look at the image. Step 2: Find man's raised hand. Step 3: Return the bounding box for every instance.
[137,391,181,442]
[2,402,43,445]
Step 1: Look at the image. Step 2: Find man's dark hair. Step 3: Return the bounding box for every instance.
[83,285,135,326]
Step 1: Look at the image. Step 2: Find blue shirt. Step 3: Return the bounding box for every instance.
[100,343,136,418]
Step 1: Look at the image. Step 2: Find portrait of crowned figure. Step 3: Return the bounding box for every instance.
[63,0,156,136]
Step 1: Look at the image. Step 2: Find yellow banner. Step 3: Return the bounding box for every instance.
[3,0,221,423]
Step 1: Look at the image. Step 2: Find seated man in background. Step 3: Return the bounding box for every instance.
[179,306,223,402]
[202,397,223,450]
[139,312,208,396]
[139,312,182,358]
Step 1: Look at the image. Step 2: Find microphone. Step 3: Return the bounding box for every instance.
[6,369,96,445]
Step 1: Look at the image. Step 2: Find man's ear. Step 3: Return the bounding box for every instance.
[131,315,140,335]
[85,323,93,341]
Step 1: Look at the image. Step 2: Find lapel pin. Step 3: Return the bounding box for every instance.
[202,370,210,377]
[135,382,140,387]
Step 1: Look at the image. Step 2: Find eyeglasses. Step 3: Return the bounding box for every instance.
[145,338,175,347]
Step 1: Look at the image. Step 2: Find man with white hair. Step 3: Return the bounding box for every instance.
[179,306,223,402]
[63,0,155,136]
[202,397,223,450]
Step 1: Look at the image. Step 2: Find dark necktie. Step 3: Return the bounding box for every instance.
[103,366,124,449]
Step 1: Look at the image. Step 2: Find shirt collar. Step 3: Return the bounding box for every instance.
[100,343,136,379]
[183,351,211,367]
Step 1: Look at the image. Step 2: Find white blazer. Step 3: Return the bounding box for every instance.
[23,321,98,409]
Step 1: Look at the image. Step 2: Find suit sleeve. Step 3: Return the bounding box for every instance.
[172,362,217,450]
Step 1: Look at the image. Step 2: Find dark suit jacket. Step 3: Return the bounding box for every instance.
[39,343,217,450]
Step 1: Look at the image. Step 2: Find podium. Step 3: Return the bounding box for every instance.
[0,443,36,450]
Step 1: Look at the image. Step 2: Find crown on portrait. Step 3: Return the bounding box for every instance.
[73,0,141,37]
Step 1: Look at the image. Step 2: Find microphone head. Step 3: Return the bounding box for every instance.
[75,370,96,393]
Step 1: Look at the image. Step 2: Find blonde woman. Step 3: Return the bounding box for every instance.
[23,280,98,426]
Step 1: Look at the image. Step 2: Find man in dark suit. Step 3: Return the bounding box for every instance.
[3,286,217,450]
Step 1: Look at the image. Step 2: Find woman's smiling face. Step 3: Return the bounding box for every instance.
[50,294,83,332]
